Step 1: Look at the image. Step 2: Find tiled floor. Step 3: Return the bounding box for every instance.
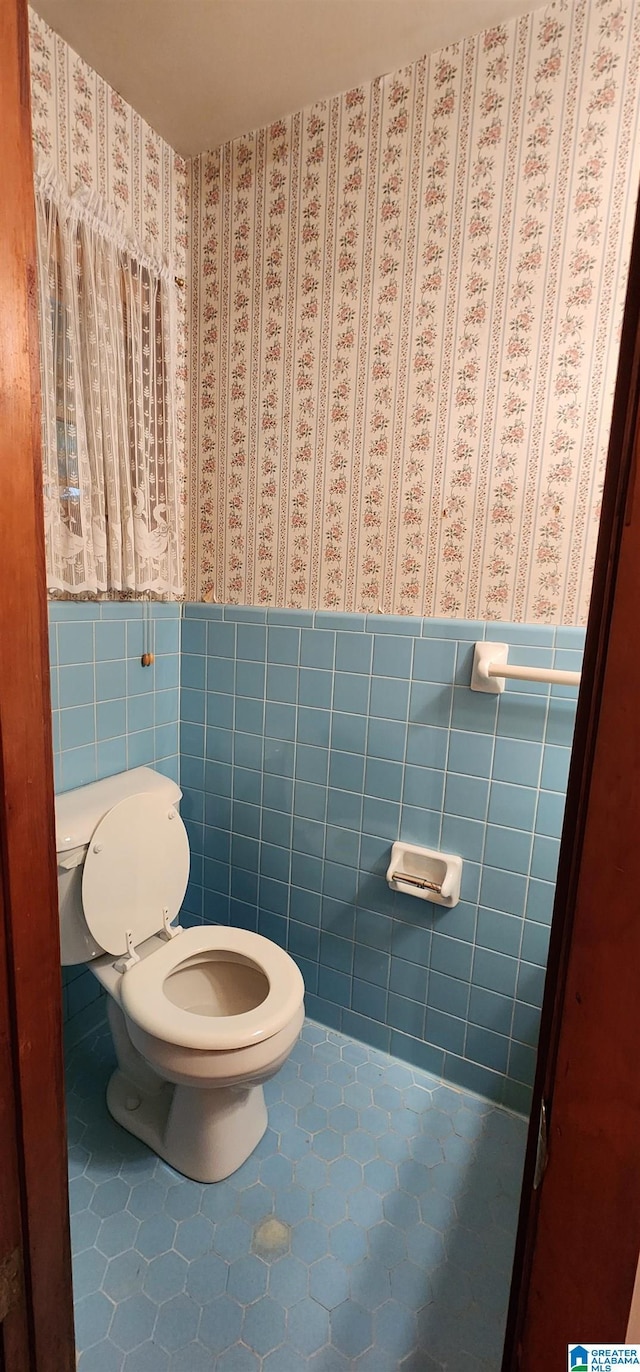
[68,1014,527,1371]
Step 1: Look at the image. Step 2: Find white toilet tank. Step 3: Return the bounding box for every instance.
[55,767,184,965]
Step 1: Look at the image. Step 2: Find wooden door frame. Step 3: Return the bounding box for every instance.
[0,876,32,1369]
[503,185,640,1365]
[0,0,75,1367]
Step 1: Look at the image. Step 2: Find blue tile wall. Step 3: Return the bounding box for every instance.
[50,599,581,1107]
[180,606,583,1113]
[50,603,181,1026]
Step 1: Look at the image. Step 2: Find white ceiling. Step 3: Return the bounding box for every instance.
[32,0,543,157]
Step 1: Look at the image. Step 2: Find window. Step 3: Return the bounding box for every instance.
[34,162,183,599]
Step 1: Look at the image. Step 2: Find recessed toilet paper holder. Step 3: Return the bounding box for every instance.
[386,842,462,908]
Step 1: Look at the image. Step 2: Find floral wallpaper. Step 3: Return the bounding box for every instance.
[189,0,640,622]
[27,7,190,579]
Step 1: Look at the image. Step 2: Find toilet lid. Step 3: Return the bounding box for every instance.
[82,793,190,956]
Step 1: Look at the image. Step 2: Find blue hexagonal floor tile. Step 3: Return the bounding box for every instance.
[309,1255,350,1310]
[330,1297,373,1358]
[288,1296,331,1355]
[198,1294,244,1353]
[242,1295,286,1355]
[153,1293,199,1352]
[109,1293,156,1353]
[65,1014,526,1369]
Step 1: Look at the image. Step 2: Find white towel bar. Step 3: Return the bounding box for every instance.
[471,642,581,694]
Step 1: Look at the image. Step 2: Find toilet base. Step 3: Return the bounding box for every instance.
[106,1068,268,1183]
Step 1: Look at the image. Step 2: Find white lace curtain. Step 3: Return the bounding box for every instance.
[34,162,183,599]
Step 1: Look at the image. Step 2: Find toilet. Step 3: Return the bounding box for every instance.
[56,766,305,1182]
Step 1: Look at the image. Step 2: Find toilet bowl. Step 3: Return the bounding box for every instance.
[56,767,305,1182]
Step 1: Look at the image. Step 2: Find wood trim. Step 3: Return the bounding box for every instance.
[503,187,640,1364]
[0,1,75,1367]
[0,871,30,1367]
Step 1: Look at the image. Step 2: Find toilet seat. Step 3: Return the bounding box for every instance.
[119,926,305,1051]
[82,792,190,956]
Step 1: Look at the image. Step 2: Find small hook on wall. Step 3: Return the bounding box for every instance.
[141,598,154,665]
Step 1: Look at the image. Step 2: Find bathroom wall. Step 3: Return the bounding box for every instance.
[188,0,640,622]
[32,0,610,1093]
[50,603,181,1025]
[28,8,190,551]
[179,604,582,1111]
